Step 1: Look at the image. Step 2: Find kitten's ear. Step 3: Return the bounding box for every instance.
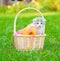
[33,17,39,22]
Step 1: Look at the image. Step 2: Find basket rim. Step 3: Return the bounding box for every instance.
[15,34,46,37]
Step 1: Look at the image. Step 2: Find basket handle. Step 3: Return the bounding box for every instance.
[14,8,44,34]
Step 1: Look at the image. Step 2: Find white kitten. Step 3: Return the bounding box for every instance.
[27,17,46,35]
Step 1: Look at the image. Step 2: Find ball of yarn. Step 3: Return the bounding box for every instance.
[22,27,37,35]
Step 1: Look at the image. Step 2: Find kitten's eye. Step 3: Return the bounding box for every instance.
[37,23,39,24]
[41,23,42,24]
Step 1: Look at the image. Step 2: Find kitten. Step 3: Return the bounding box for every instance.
[27,17,46,35]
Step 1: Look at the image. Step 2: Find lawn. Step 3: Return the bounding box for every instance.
[0,12,60,61]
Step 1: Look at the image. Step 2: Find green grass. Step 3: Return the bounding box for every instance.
[0,12,60,61]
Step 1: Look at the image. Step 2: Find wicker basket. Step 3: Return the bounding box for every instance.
[14,8,46,50]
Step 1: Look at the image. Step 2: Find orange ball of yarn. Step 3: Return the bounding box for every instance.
[22,27,37,35]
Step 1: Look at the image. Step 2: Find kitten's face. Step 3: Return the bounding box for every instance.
[33,17,46,28]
